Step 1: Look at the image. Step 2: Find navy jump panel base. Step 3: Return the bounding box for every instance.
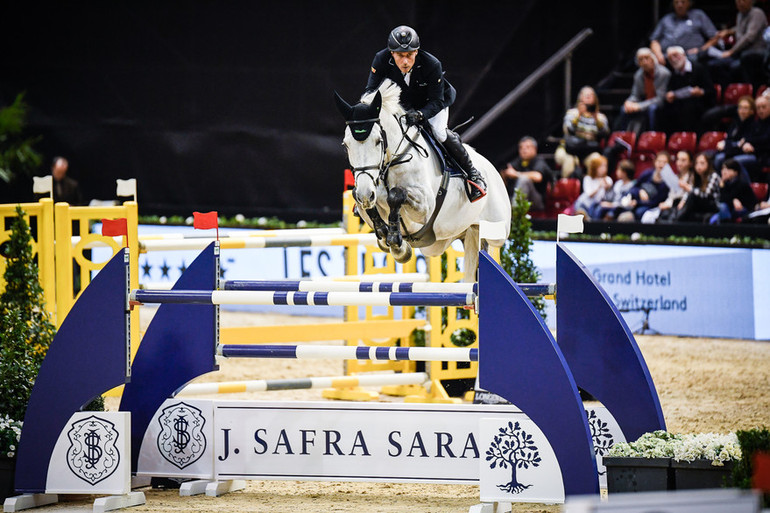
[478,251,599,496]
[119,242,218,472]
[14,250,130,493]
[555,243,666,440]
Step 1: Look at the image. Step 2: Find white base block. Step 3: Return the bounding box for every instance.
[3,494,58,512]
[205,480,246,497]
[92,491,146,513]
[468,503,511,513]
[179,480,212,497]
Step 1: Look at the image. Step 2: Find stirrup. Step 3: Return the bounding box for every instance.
[466,179,486,202]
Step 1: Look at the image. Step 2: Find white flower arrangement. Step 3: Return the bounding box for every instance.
[0,415,23,459]
[607,430,741,466]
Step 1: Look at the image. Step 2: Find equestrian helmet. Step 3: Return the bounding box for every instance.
[388,25,420,52]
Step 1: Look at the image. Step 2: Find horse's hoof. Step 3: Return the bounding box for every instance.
[392,244,412,264]
[376,238,389,253]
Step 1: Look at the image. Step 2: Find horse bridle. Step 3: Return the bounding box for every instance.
[345,115,426,187]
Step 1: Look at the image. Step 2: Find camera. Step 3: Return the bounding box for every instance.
[586,103,597,113]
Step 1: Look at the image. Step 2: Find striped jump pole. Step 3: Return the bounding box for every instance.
[129,289,476,307]
[217,344,479,362]
[175,371,429,396]
[222,279,555,297]
[139,232,378,252]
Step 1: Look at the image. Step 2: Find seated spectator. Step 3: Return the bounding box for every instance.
[660,46,715,133]
[729,93,770,181]
[572,153,613,220]
[710,157,758,223]
[713,95,756,172]
[704,0,768,89]
[500,136,554,212]
[554,86,610,179]
[643,150,695,223]
[617,151,672,221]
[594,159,637,221]
[649,0,717,65]
[612,48,671,136]
[676,152,721,222]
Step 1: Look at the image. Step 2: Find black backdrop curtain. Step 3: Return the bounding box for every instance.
[1,1,653,221]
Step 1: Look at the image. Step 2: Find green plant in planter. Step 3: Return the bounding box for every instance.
[730,426,770,506]
[501,189,545,318]
[608,430,742,465]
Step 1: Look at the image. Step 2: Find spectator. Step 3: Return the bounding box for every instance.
[595,159,637,221]
[705,0,768,89]
[660,45,715,133]
[44,156,83,205]
[500,136,554,212]
[676,152,721,222]
[713,95,757,175]
[618,150,672,221]
[572,153,613,220]
[649,0,718,65]
[554,86,610,179]
[643,150,695,223]
[730,93,770,181]
[710,157,758,223]
[612,48,671,136]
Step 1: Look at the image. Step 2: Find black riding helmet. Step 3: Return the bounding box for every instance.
[387,25,420,52]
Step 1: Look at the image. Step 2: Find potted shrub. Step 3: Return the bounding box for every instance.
[0,207,56,500]
[604,430,742,493]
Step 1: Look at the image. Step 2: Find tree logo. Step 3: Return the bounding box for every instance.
[485,421,541,493]
[586,408,615,476]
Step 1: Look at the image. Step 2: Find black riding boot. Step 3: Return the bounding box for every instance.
[444,130,487,202]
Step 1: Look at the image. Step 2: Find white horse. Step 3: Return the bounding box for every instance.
[335,79,511,282]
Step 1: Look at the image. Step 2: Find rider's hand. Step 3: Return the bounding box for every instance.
[405,110,424,126]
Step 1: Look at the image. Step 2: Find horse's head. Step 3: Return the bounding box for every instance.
[335,90,384,209]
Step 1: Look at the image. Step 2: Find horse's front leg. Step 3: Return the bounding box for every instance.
[365,207,390,253]
[385,187,412,263]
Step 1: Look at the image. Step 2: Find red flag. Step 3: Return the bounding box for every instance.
[193,211,218,230]
[101,218,128,237]
[343,168,355,191]
[753,452,770,491]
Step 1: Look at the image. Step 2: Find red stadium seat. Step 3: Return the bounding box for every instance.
[751,182,768,202]
[633,131,667,171]
[757,84,768,98]
[697,131,727,152]
[606,131,637,159]
[722,83,753,105]
[667,132,697,154]
[543,178,581,218]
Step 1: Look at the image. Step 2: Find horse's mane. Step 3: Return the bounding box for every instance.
[360,79,404,117]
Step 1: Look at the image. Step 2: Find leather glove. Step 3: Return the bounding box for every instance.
[405,109,424,126]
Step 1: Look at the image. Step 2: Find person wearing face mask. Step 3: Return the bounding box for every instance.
[660,46,714,133]
[554,86,609,179]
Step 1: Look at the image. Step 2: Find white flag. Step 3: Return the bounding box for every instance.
[557,213,584,234]
[32,175,53,194]
[116,178,137,198]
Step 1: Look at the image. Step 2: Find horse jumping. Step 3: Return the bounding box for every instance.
[335,79,511,281]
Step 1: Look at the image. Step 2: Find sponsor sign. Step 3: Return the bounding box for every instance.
[46,412,131,495]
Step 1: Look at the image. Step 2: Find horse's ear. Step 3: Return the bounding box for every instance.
[334,91,353,120]
[372,91,382,115]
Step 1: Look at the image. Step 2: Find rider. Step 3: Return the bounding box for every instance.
[364,25,487,202]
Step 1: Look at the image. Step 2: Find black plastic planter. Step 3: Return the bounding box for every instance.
[603,457,674,493]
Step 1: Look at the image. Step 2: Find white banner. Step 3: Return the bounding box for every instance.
[213,401,546,486]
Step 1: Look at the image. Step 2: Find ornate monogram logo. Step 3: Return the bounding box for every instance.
[156,402,207,469]
[66,415,121,486]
